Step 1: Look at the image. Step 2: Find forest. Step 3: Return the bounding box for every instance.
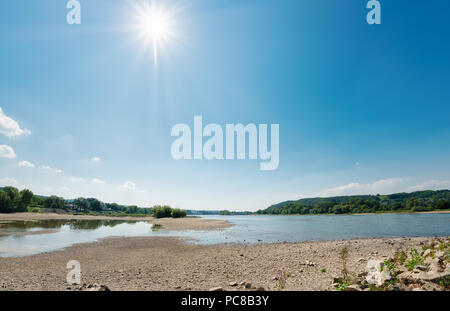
[256,190,450,215]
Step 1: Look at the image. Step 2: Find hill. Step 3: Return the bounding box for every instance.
[258,190,450,215]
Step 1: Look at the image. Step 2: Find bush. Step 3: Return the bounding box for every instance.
[29,207,40,213]
[171,208,187,218]
[152,205,173,218]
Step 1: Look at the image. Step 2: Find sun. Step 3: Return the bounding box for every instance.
[133,4,176,65]
[139,10,172,42]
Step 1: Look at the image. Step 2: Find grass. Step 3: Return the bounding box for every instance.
[406,248,424,271]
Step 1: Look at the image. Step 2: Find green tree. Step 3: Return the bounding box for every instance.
[44,196,65,210]
[74,198,89,212]
[17,189,33,212]
[171,208,187,218]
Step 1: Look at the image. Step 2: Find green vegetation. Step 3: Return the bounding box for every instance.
[256,190,450,215]
[406,248,424,271]
[0,187,34,213]
[152,205,187,219]
[276,270,290,291]
[0,186,186,218]
[171,208,187,218]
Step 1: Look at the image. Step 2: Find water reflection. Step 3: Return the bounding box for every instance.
[0,219,140,232]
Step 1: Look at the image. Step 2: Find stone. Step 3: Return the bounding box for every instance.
[255,287,265,291]
[209,287,223,291]
[244,282,252,289]
[345,285,362,291]
[423,249,432,257]
[229,282,238,287]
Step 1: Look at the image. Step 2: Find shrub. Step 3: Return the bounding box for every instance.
[152,205,173,218]
[171,208,187,218]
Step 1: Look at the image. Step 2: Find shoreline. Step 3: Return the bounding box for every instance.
[0,235,443,291]
[0,212,232,231]
[249,210,450,217]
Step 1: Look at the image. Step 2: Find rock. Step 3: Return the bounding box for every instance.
[244,282,252,289]
[357,258,366,263]
[423,249,432,257]
[239,281,246,286]
[83,284,110,291]
[415,265,428,271]
[435,250,444,259]
[272,277,278,281]
[365,260,392,286]
[332,276,341,283]
[255,287,265,291]
[345,285,362,291]
[209,287,223,291]
[229,282,238,287]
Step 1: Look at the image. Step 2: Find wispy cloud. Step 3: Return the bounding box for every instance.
[118,181,137,191]
[408,180,450,192]
[0,144,16,159]
[0,177,19,187]
[0,107,31,138]
[318,178,406,197]
[40,165,62,174]
[90,178,105,184]
[89,156,101,164]
[69,176,85,182]
[18,160,35,168]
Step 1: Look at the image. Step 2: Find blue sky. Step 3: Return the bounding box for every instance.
[1,0,450,210]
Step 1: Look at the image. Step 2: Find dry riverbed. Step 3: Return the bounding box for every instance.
[1,233,447,291]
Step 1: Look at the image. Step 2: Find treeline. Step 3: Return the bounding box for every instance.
[0,186,186,218]
[0,187,34,213]
[257,190,450,215]
[219,210,251,215]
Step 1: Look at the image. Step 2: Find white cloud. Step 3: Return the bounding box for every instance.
[40,165,62,174]
[89,156,101,163]
[90,178,105,184]
[0,144,16,159]
[118,181,137,192]
[408,180,450,192]
[0,107,31,138]
[319,178,405,197]
[0,177,19,187]
[69,176,85,182]
[18,160,35,168]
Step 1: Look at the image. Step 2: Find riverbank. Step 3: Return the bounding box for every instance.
[0,213,231,231]
[0,235,445,291]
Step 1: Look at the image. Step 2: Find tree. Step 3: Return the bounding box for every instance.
[17,189,33,212]
[74,198,89,212]
[89,199,103,212]
[171,208,187,218]
[0,190,12,213]
[152,205,173,218]
[44,196,65,210]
